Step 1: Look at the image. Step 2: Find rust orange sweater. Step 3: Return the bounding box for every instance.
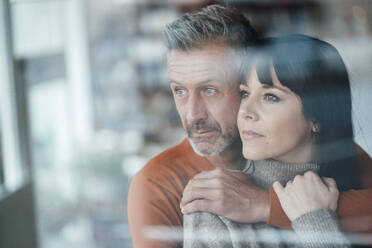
[128,139,372,248]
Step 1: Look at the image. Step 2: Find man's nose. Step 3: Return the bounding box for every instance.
[238,98,259,121]
[185,94,207,124]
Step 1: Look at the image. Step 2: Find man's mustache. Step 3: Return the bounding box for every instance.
[186,119,221,137]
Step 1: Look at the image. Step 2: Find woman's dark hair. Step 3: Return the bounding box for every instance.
[241,34,360,191]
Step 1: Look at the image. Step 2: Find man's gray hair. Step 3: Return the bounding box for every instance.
[164,4,258,51]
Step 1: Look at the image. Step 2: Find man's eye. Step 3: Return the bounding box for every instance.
[174,88,186,96]
[264,93,280,102]
[239,90,250,99]
[204,87,216,95]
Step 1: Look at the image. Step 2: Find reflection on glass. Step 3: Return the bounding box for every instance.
[6,0,372,248]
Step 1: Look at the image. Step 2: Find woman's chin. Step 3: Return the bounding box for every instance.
[242,148,268,161]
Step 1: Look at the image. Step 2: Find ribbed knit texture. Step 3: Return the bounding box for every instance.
[183,159,351,248]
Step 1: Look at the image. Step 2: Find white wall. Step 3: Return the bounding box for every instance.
[332,36,372,156]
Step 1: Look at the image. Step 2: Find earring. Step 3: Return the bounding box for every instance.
[311,121,320,133]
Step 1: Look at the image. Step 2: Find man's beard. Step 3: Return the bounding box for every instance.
[186,119,238,156]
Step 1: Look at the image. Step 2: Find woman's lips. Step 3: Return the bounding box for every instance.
[241,130,264,140]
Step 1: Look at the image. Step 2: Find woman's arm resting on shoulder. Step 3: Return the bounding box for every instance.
[273,171,351,248]
[272,171,338,221]
[268,144,372,236]
[269,183,372,245]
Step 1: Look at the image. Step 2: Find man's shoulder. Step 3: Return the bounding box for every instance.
[147,139,193,167]
[134,139,201,182]
[354,143,372,188]
[145,139,195,171]
[128,140,195,245]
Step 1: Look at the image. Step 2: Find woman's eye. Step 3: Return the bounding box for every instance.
[240,90,250,99]
[264,93,280,102]
[204,87,217,95]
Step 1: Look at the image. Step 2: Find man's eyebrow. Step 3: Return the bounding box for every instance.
[169,79,180,85]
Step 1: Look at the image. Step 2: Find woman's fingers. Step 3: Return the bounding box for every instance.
[322,177,339,209]
[193,168,246,181]
[185,177,225,190]
[181,199,217,214]
[273,181,285,197]
[322,177,338,190]
[181,187,223,207]
[193,168,226,179]
[182,168,253,208]
[304,170,323,184]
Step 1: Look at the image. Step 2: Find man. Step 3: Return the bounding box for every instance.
[128,5,372,248]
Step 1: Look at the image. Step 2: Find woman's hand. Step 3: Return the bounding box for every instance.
[273,171,339,221]
[180,168,270,223]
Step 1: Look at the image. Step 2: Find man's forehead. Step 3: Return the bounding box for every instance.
[167,42,232,64]
[167,43,238,83]
[168,60,237,87]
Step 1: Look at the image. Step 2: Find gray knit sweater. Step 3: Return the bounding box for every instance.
[183,159,351,248]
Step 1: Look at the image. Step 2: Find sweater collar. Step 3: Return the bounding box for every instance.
[241,159,320,189]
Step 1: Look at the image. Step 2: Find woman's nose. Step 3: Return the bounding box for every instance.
[238,99,259,121]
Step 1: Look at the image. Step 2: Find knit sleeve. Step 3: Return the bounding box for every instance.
[184,212,231,248]
[291,208,351,248]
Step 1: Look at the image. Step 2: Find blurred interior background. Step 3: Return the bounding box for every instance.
[0,0,371,247]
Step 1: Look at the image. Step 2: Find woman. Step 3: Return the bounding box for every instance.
[183,34,359,247]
